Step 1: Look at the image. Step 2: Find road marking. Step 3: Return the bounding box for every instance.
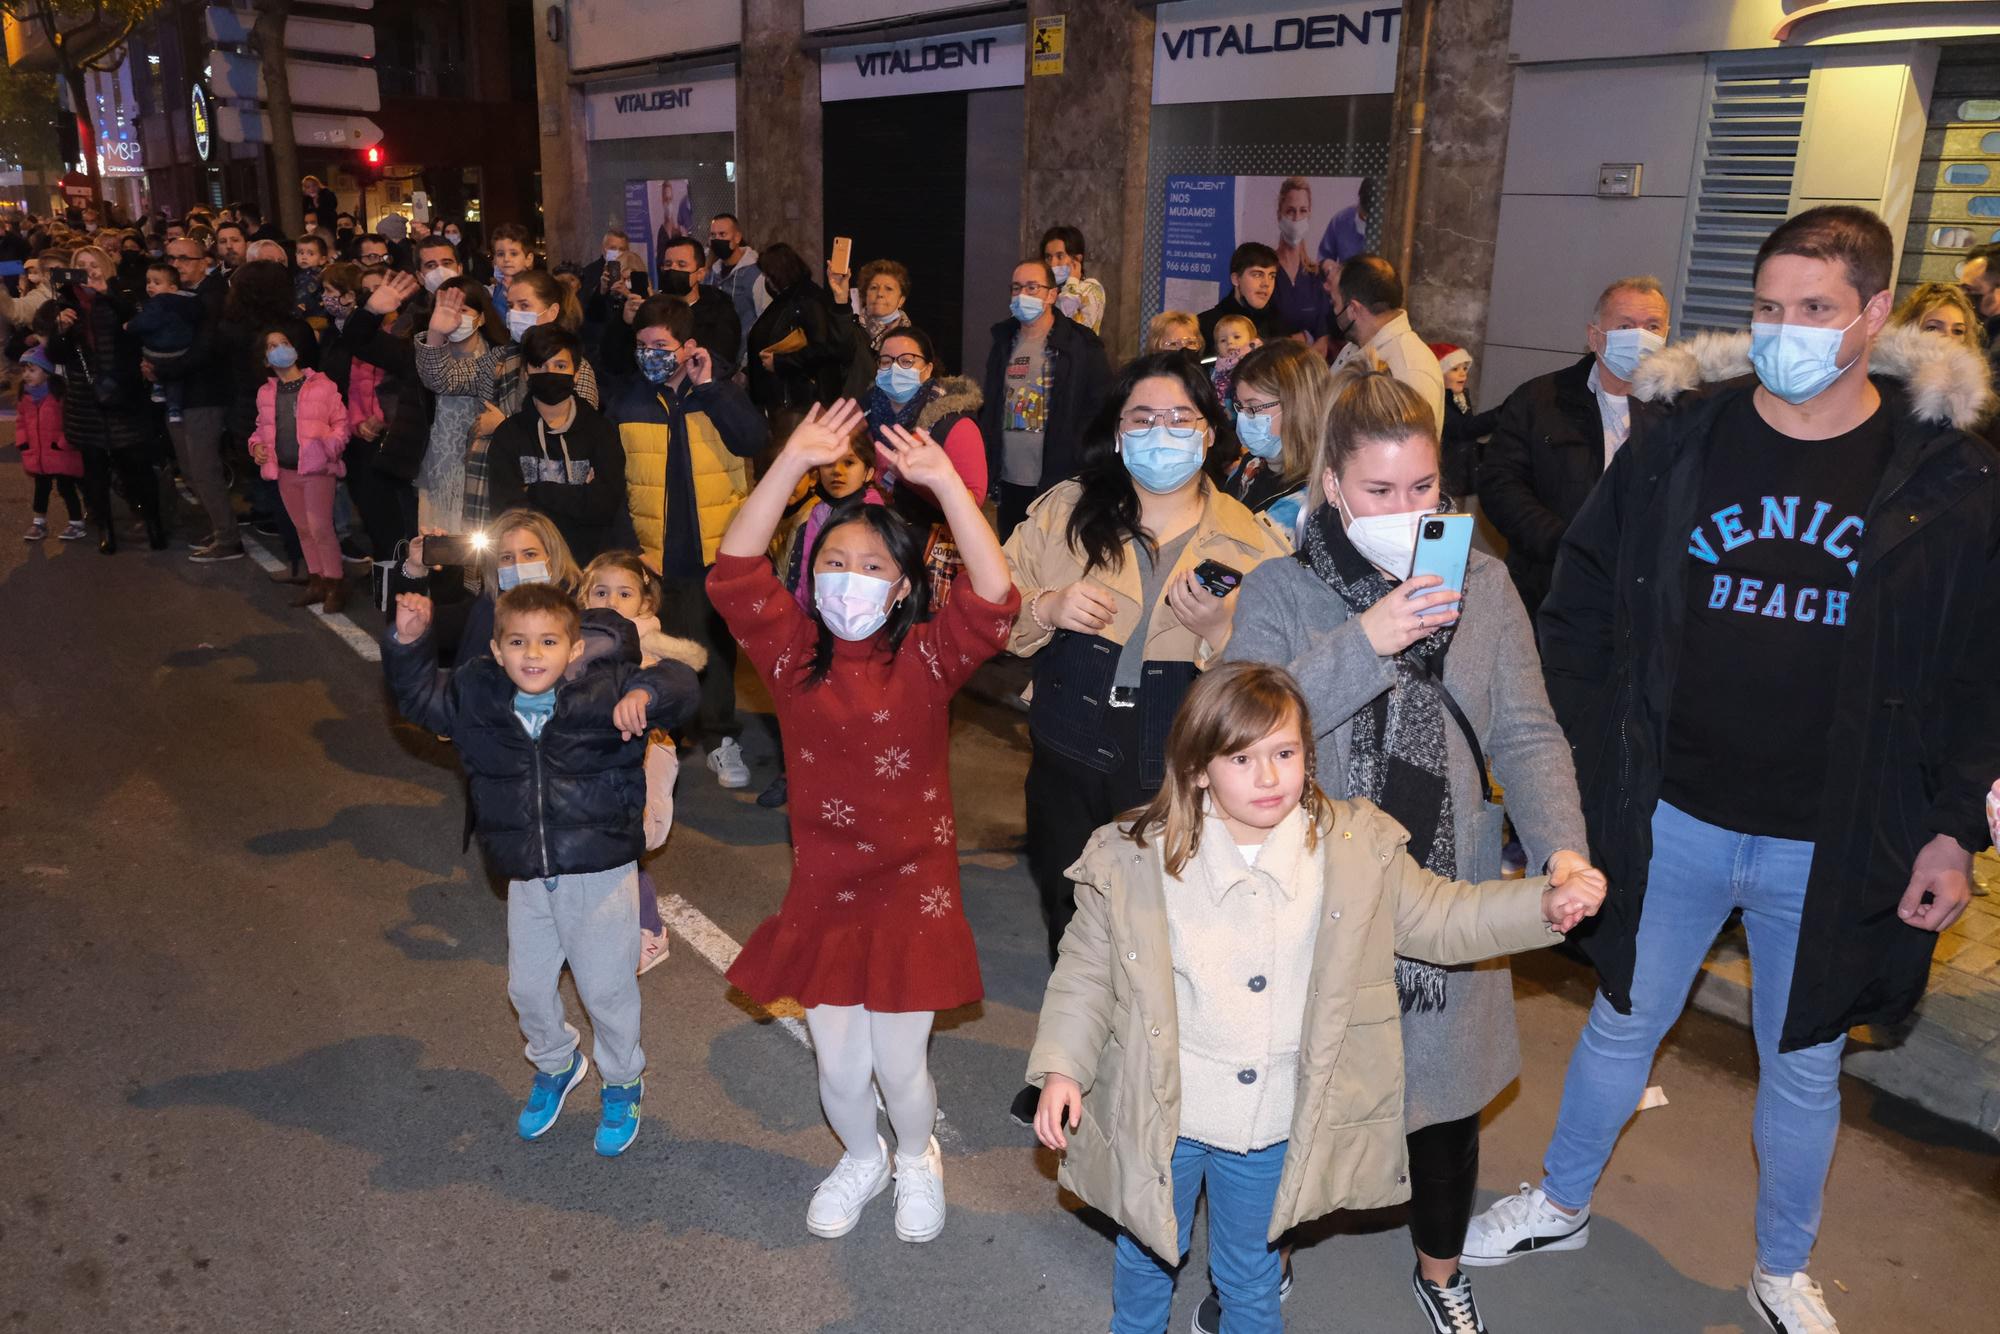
[231,532,965,1148]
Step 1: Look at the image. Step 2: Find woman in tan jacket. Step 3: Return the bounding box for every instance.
[1027,662,1604,1334]
[1002,352,1290,1126]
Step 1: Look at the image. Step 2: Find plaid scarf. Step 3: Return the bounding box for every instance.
[1297,503,1458,1012]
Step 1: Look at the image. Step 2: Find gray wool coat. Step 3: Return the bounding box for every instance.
[1222,547,1588,1128]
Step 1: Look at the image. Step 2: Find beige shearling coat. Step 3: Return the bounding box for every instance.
[1025,798,1562,1261]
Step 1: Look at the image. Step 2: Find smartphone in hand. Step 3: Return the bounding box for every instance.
[1192,559,1243,598]
[1410,514,1474,614]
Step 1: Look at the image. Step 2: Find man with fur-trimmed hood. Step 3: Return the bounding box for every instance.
[1462,206,1998,1334]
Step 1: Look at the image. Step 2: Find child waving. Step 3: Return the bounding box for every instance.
[705,400,1019,1245]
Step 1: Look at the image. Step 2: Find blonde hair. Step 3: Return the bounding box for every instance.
[1144,310,1200,353]
[1212,314,1258,348]
[1126,661,1328,877]
[1308,366,1440,512]
[71,244,115,278]
[1891,281,1986,357]
[482,507,583,595]
[1231,340,1336,489]
[508,268,584,334]
[577,549,661,617]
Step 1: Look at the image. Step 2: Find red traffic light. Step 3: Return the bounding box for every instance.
[365,146,382,165]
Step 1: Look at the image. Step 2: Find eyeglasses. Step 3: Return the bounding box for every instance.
[877,352,928,370]
[1236,397,1280,416]
[1009,282,1049,295]
[1121,408,1204,433]
[1159,339,1201,352]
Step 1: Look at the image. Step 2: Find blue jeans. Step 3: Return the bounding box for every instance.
[1542,800,1845,1274]
[1112,1138,1286,1334]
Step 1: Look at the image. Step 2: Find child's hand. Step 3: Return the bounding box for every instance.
[782,399,866,471]
[1035,1074,1083,1152]
[370,271,418,315]
[393,592,433,644]
[614,688,653,740]
[682,345,714,385]
[1543,852,1607,933]
[875,425,956,493]
[474,399,504,439]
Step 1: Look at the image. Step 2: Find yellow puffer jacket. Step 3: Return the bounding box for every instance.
[617,383,762,568]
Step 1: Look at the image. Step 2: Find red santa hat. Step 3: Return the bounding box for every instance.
[1429,342,1472,375]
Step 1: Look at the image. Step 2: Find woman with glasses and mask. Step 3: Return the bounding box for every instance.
[999,351,1290,1124]
[1224,340,1335,547]
[859,325,986,602]
[1213,367,1598,1334]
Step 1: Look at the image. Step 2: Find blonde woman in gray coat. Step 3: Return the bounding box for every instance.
[1217,369,1597,1334]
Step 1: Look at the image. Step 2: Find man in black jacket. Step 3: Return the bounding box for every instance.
[154,236,243,560]
[1478,275,1671,619]
[979,259,1112,539]
[1463,208,1997,1334]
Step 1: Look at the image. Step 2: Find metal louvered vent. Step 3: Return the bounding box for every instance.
[1679,59,1813,334]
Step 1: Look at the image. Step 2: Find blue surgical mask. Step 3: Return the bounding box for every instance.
[1749,312,1864,405]
[1598,327,1665,381]
[1010,293,1045,324]
[504,308,540,342]
[876,364,924,403]
[496,560,550,591]
[1050,264,1072,287]
[1235,407,1281,460]
[636,346,678,384]
[266,343,298,369]
[1120,425,1207,494]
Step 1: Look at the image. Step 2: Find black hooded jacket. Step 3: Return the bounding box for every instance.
[1539,325,2000,1051]
[382,609,698,880]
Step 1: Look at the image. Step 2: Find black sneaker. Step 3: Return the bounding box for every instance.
[756,773,789,808]
[1412,1265,1487,1334]
[189,541,247,563]
[1191,1257,1293,1333]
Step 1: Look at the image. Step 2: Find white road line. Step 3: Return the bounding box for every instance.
[231,518,961,1146]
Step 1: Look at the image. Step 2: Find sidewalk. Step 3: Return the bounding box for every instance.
[1689,850,2000,1137]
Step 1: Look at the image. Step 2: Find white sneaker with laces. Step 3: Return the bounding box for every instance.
[706,737,750,788]
[893,1137,946,1243]
[1460,1183,1591,1267]
[805,1135,891,1238]
[1750,1268,1839,1333]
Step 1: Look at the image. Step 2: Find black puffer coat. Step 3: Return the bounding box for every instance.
[1540,325,2000,1051]
[382,609,699,879]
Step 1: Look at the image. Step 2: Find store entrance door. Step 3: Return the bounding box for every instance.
[823,91,971,371]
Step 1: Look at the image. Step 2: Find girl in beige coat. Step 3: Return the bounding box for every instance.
[1027,662,1603,1334]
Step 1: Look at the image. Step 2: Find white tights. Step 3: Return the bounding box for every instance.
[803,1004,937,1166]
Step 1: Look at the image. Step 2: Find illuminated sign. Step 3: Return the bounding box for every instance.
[191,83,211,162]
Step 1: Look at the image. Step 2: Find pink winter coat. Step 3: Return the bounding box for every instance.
[345,356,384,432]
[250,369,350,480]
[15,390,83,478]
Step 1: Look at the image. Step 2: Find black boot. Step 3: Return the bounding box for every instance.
[98,520,117,555]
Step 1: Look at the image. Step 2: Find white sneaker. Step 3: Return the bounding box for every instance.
[1460,1183,1591,1267]
[805,1135,891,1238]
[706,737,750,789]
[893,1137,946,1243]
[23,518,46,540]
[1750,1268,1839,1333]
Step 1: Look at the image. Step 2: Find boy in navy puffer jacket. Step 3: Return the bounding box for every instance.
[382,582,698,1156]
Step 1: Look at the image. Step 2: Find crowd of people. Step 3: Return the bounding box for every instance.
[9,184,2000,1334]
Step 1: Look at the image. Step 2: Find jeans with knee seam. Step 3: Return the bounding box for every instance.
[1112,1138,1286,1334]
[1541,800,1844,1274]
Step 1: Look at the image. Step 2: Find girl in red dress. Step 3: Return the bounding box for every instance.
[706,399,1019,1245]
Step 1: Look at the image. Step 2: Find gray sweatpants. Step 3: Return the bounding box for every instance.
[506,863,645,1085]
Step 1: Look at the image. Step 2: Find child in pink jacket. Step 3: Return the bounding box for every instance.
[16,346,85,542]
[251,329,352,611]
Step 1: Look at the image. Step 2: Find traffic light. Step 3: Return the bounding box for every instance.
[365,145,382,166]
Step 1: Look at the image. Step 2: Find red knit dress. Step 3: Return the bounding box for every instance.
[706,552,1020,1012]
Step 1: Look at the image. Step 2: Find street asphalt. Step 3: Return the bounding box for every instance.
[2,448,1996,1333]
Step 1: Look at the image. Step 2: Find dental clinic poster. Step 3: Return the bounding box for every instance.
[623,178,694,277]
[1159,173,1368,313]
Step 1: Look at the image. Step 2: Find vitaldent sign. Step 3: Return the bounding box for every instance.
[583,66,736,142]
[1151,1,1401,106]
[820,24,1025,102]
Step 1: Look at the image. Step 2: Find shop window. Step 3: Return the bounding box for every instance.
[1943,163,1990,185]
[1970,196,2000,217]
[1931,225,1977,247]
[1961,99,2000,121]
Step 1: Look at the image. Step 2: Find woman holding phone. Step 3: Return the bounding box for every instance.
[1214,367,1600,1334]
[1000,351,1289,1125]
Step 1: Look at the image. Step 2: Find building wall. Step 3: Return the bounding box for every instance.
[740,0,824,271]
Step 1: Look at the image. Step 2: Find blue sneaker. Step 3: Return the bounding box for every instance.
[595,1079,643,1156]
[517,1051,589,1140]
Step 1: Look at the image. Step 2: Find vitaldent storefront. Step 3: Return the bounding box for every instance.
[811,11,1027,370]
[1143,0,1403,339]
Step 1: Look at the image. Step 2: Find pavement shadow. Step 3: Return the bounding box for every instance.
[244,800,469,878]
[382,878,509,967]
